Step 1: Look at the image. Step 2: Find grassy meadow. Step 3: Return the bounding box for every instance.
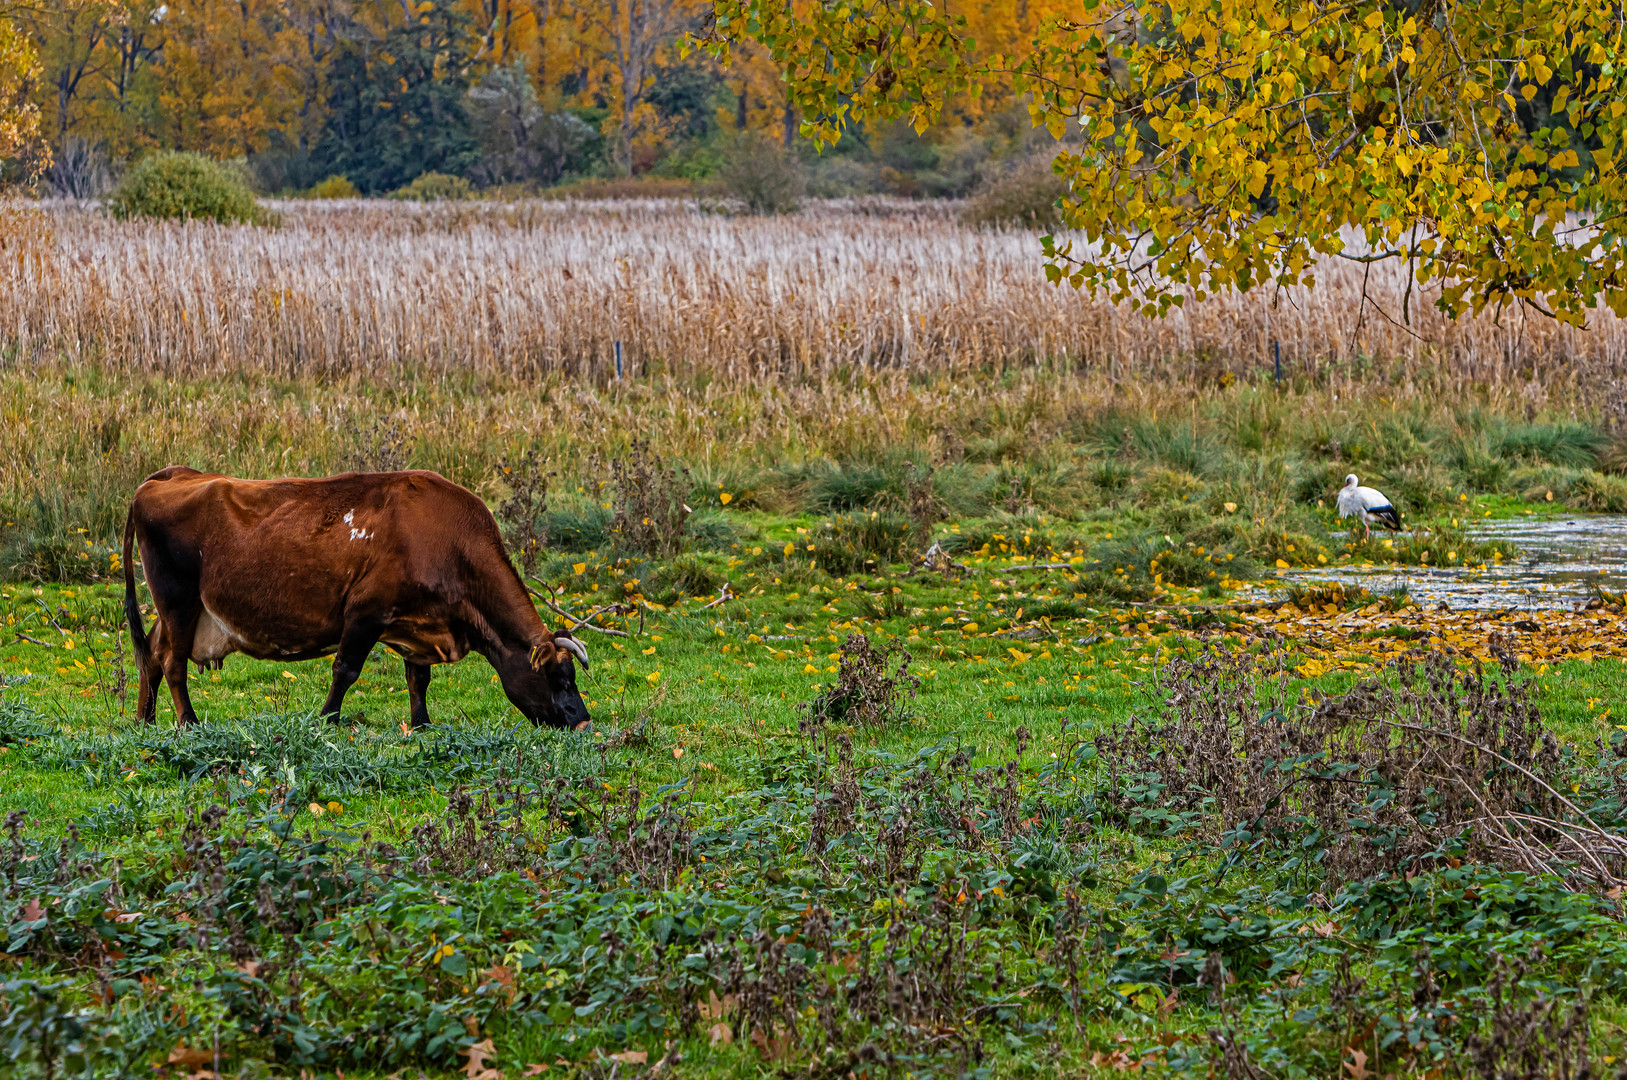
[5,200,1627,1078]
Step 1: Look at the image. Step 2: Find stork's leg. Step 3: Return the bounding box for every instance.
[405,660,433,729]
[320,620,384,722]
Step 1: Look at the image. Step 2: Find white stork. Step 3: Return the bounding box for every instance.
[1337,474,1402,540]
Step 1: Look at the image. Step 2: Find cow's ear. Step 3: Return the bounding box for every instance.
[528,642,550,671]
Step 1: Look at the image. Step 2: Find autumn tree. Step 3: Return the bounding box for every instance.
[708,0,1627,325]
[313,0,482,192]
[576,0,702,171]
[0,4,46,179]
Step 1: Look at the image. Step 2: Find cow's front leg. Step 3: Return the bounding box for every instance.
[405,661,433,729]
[320,623,383,723]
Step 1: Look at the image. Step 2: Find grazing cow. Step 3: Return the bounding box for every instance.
[122,466,590,729]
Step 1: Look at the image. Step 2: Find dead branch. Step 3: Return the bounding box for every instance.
[526,584,633,638]
[699,583,736,610]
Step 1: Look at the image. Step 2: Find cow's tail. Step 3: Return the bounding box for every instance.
[122,506,150,668]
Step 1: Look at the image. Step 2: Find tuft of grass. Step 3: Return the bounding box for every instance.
[811,512,915,575]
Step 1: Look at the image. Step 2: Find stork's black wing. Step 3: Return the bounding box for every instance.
[1369,504,1402,531]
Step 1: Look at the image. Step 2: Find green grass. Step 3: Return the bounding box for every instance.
[4,504,1627,1076]
[4,364,1627,1076]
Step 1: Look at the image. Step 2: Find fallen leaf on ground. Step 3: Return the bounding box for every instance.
[1090,1048,1138,1071]
[462,1037,501,1080]
[167,1043,215,1067]
[709,1021,733,1046]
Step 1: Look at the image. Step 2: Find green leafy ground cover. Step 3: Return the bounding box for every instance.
[3,495,1627,1078]
[3,369,1627,1075]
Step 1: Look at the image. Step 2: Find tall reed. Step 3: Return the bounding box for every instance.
[3,198,1624,400]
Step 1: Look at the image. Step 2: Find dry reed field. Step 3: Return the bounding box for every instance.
[5,198,1627,399]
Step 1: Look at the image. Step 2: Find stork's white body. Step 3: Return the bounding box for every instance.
[1336,474,1401,540]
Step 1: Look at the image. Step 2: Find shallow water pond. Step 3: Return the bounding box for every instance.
[1262,516,1627,611]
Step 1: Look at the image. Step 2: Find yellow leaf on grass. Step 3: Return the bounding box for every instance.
[308,803,324,816]
[719,492,733,504]
[573,562,586,575]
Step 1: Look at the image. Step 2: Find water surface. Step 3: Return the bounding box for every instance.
[1260,516,1627,611]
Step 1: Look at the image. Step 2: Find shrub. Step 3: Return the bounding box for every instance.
[307,174,359,199]
[804,633,919,728]
[106,151,273,225]
[595,438,692,558]
[715,131,803,214]
[391,172,474,202]
[961,156,1068,230]
[494,450,553,578]
[338,415,416,473]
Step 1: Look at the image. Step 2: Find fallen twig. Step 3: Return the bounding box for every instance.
[526,585,633,638]
[14,634,55,648]
[911,541,971,577]
[699,583,736,609]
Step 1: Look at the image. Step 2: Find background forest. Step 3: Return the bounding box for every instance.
[2,0,1066,201]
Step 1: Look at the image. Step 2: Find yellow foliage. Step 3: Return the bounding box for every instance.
[711,0,1627,326]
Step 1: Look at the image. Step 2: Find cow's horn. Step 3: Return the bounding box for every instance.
[556,635,589,668]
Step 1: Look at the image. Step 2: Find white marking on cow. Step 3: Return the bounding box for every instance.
[343,509,373,541]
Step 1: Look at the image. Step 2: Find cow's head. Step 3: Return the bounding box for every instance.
[491,631,591,729]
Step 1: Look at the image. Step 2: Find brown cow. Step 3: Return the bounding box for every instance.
[122,466,590,729]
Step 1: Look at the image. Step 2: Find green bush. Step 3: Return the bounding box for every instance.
[307,174,359,199]
[390,172,474,202]
[106,152,274,225]
[715,131,803,214]
[961,156,1068,230]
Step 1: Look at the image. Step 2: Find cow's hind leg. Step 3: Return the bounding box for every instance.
[135,619,167,724]
[405,661,433,729]
[160,617,200,727]
[320,621,383,723]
